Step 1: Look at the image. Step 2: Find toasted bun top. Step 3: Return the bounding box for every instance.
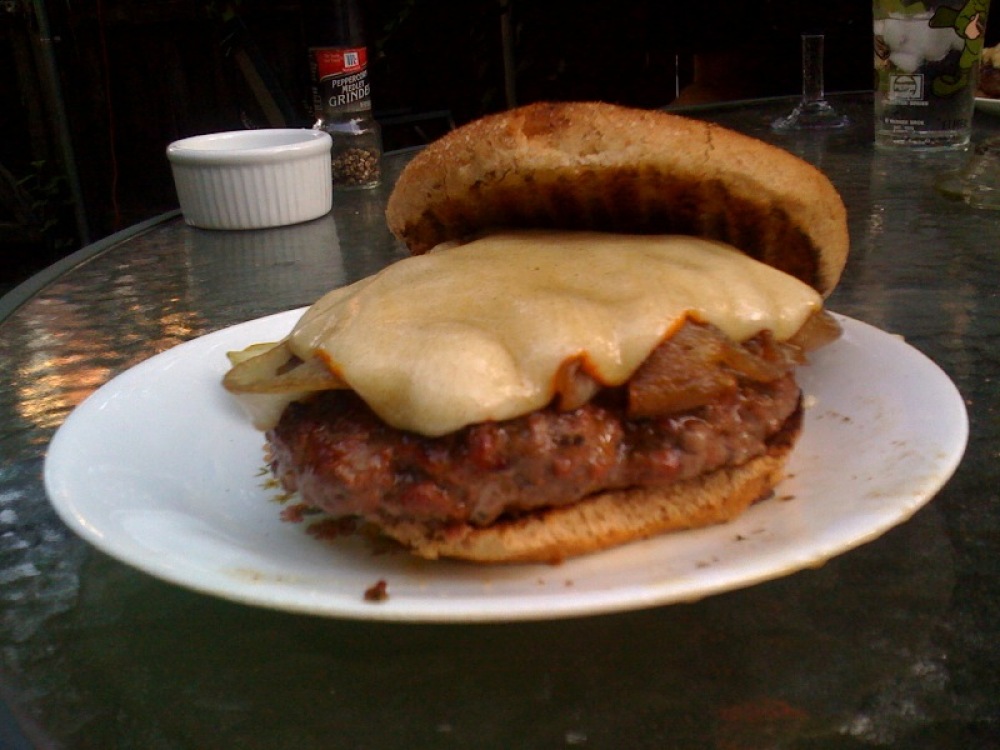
[386,101,849,296]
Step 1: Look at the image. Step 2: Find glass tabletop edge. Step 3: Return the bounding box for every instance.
[0,210,182,324]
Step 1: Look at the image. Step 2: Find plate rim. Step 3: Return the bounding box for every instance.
[975,96,1000,115]
[43,311,969,622]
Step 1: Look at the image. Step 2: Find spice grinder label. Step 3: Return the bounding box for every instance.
[309,46,371,111]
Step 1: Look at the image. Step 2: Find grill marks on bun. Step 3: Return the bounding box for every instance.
[469,167,823,286]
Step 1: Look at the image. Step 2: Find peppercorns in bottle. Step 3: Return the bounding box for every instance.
[305,0,382,190]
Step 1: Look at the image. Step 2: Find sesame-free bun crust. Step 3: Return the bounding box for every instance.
[380,433,793,564]
[386,101,848,296]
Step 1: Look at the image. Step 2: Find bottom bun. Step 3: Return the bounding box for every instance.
[379,413,800,564]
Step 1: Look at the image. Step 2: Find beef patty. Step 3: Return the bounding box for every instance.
[266,322,805,530]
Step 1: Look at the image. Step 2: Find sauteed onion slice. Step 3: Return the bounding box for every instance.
[223,341,346,394]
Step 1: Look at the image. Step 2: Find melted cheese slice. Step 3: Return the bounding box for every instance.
[286,230,823,436]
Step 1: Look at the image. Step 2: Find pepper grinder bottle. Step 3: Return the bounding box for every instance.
[306,0,382,190]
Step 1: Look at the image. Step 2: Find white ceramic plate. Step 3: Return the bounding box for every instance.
[975,97,1000,116]
[44,312,967,622]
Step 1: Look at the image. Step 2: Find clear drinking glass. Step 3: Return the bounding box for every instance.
[772,34,850,131]
[873,0,989,150]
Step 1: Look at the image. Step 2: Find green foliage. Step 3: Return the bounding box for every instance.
[14,160,78,252]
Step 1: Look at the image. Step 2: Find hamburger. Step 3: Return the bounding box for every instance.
[224,101,849,564]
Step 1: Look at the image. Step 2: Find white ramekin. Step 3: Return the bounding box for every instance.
[166,129,333,230]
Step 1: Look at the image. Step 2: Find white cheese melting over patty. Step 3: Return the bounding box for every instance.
[282,230,823,436]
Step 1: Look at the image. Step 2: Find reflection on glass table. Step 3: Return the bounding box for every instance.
[936,135,1000,209]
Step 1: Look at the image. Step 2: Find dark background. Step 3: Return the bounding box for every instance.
[1,0,992,291]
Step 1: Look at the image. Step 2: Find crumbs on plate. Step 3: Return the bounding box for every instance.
[364,579,389,602]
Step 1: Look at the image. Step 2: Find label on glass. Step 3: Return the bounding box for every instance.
[309,46,371,113]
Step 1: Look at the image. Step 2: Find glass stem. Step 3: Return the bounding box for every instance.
[801,34,826,104]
